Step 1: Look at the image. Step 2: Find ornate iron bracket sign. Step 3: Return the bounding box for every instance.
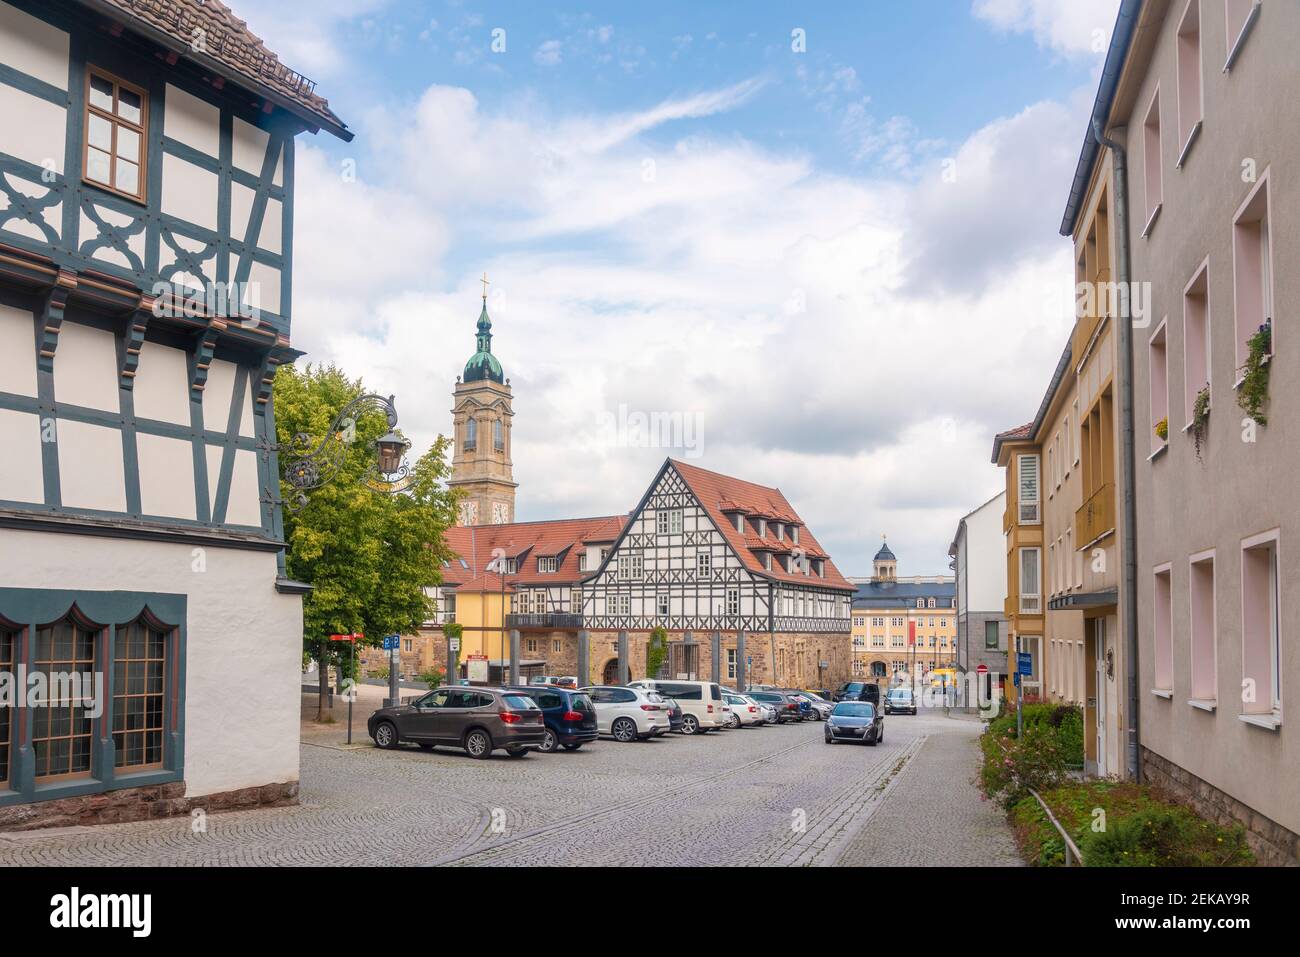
[269,393,413,511]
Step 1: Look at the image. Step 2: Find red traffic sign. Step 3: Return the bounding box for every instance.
[329,633,363,642]
[977,664,988,674]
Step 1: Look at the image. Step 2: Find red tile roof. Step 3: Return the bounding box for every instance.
[442,516,627,589]
[669,459,853,591]
[996,422,1033,441]
[87,0,350,139]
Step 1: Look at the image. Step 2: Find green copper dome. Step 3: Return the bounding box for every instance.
[463,302,504,384]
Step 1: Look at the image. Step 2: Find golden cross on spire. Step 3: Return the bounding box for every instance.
[480,271,490,301]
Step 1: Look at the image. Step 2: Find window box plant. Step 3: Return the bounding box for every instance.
[1236,319,1272,425]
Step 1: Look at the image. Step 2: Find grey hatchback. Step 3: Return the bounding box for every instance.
[368,687,546,759]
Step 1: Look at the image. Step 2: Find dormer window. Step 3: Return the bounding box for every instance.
[791,526,800,545]
[538,556,557,574]
[815,559,825,578]
[762,552,772,571]
[775,522,784,540]
[734,514,744,533]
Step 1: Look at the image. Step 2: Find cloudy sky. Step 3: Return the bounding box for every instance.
[237,0,1120,576]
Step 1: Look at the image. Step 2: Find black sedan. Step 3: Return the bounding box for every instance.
[824,701,884,746]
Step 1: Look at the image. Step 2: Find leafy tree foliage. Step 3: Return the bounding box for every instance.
[273,364,458,718]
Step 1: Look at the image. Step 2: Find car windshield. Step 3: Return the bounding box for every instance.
[840,683,866,694]
[502,695,538,710]
[888,690,912,700]
[832,702,875,718]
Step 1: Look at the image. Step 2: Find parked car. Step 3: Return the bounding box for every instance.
[368,687,546,758]
[776,688,816,721]
[528,674,561,686]
[553,676,579,689]
[628,679,728,734]
[579,685,671,741]
[654,692,686,733]
[745,690,804,723]
[506,684,599,752]
[884,687,917,715]
[791,691,833,720]
[824,701,884,746]
[832,681,882,706]
[805,689,834,701]
[721,691,766,727]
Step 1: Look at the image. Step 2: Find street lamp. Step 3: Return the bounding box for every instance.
[274,393,413,510]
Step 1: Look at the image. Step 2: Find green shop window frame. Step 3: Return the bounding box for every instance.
[0,588,186,808]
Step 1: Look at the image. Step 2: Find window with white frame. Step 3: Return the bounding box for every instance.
[578,553,588,572]
[1241,532,1280,719]
[1019,547,1041,614]
[1224,0,1262,70]
[1142,87,1163,232]
[1175,0,1203,165]
[1183,261,1211,426]
[657,594,670,617]
[727,648,736,680]
[1153,565,1174,692]
[1149,319,1170,452]
[726,589,740,616]
[538,556,557,574]
[1189,552,1217,702]
[1017,454,1041,523]
[1232,171,1273,376]
[570,589,581,611]
[616,553,643,579]
[696,550,712,576]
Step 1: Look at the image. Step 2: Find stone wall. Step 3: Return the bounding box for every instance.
[1141,747,1298,866]
[0,780,298,833]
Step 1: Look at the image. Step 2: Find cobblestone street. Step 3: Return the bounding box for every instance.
[0,710,1020,867]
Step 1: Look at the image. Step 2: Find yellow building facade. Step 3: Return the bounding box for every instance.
[850,541,956,683]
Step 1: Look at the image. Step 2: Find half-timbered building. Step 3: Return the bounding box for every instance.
[423,458,853,690]
[0,0,349,828]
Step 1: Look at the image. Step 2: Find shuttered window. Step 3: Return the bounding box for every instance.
[1017,454,1041,523]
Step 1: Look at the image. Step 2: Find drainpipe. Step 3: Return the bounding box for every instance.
[1092,117,1141,784]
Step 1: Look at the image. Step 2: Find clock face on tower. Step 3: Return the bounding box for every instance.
[492,502,509,525]
[460,501,479,525]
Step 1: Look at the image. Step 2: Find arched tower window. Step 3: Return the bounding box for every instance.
[493,418,504,451]
[465,418,478,451]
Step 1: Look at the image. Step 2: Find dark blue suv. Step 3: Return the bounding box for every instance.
[507,685,599,752]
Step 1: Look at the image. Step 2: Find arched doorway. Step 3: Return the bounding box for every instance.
[870,660,888,678]
[601,658,620,684]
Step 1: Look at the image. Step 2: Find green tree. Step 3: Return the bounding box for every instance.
[274,364,458,719]
[646,626,669,680]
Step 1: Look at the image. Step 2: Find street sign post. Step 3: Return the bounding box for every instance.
[1017,652,1033,676]
[329,633,361,744]
[384,634,401,706]
[449,637,460,653]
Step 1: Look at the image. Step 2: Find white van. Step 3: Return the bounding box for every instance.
[628,679,728,734]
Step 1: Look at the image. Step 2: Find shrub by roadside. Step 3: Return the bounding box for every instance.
[1010,780,1254,867]
[978,703,1084,807]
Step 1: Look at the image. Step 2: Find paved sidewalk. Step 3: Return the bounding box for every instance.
[834,716,1023,866]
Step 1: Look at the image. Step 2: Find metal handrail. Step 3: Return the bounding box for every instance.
[1027,787,1085,866]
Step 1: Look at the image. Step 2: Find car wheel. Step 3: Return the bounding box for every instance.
[681,714,700,735]
[727,713,740,729]
[562,743,582,751]
[505,747,528,759]
[464,728,492,759]
[538,729,558,753]
[612,717,637,743]
[373,721,398,750]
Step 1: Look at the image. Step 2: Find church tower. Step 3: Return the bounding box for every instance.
[872,536,897,582]
[449,281,517,526]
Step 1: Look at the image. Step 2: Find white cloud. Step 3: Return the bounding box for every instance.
[972,0,1120,56]
[231,0,391,78]
[288,79,1079,575]
[534,40,563,66]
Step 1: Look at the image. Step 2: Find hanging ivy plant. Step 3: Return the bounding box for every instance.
[1191,385,1211,460]
[1155,416,1169,442]
[1236,320,1272,426]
